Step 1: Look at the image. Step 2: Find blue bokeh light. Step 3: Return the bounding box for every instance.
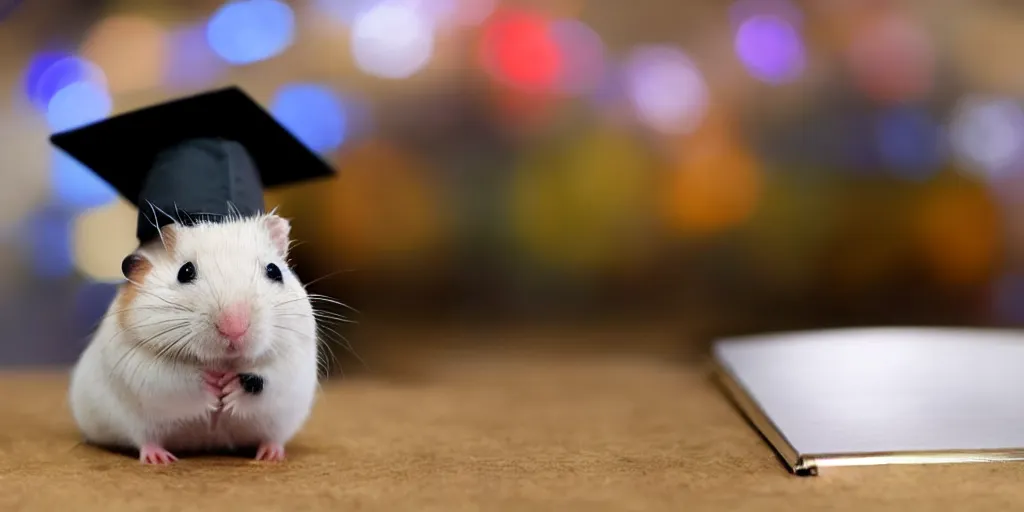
[270,83,347,154]
[46,81,118,209]
[206,0,296,66]
[22,50,71,109]
[52,150,119,210]
[18,206,76,280]
[45,80,112,132]
[23,54,106,112]
[875,107,943,181]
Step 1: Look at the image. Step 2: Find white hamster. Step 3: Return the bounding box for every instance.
[68,213,319,464]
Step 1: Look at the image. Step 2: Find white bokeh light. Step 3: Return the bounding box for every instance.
[351,1,435,79]
[949,95,1024,180]
[623,45,709,135]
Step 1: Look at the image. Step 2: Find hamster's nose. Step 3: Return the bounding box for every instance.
[216,302,251,346]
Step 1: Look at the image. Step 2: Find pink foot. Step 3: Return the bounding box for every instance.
[140,444,177,465]
[255,442,286,462]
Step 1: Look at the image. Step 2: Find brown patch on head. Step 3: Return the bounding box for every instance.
[160,225,178,256]
[116,253,154,330]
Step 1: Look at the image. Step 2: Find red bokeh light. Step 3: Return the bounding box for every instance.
[479,9,562,92]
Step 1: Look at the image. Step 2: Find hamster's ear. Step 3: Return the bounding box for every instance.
[263,214,292,258]
[121,252,152,281]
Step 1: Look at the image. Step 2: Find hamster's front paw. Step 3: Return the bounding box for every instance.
[202,370,236,411]
[219,374,247,416]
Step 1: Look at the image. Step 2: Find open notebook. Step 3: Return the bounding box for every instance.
[712,327,1024,475]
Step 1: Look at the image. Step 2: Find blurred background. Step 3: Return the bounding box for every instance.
[0,0,1022,374]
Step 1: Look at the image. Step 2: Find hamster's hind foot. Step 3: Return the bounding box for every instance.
[255,442,285,462]
[140,444,178,464]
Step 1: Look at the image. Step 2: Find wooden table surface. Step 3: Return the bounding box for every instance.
[2,345,1023,511]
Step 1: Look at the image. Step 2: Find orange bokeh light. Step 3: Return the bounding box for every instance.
[319,141,449,268]
[660,112,763,235]
[81,15,169,94]
[915,180,1001,286]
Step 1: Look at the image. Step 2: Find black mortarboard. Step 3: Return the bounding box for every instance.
[49,86,336,245]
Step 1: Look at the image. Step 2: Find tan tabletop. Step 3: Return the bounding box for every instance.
[2,346,1023,511]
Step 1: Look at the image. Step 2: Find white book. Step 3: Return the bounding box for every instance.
[712,327,1024,475]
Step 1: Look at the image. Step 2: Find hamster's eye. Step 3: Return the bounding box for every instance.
[265,263,283,283]
[177,262,197,284]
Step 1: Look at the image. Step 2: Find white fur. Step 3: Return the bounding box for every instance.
[68,214,319,455]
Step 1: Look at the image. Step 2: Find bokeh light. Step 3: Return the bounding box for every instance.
[734,15,805,84]
[313,0,381,25]
[949,95,1024,180]
[480,9,562,92]
[270,83,347,154]
[915,180,1001,286]
[206,0,295,66]
[44,80,112,133]
[73,198,138,283]
[22,50,72,111]
[661,113,763,235]
[165,23,228,90]
[46,81,118,210]
[52,151,119,211]
[846,13,935,104]
[351,0,436,79]
[23,54,106,112]
[623,45,709,135]
[451,0,497,26]
[81,15,168,94]
[875,106,943,181]
[509,126,656,272]
[407,0,459,26]
[325,0,491,27]
[550,19,605,95]
[315,141,449,268]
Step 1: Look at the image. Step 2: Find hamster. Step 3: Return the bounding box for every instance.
[68,213,319,464]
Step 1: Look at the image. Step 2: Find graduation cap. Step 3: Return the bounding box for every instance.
[49,86,336,246]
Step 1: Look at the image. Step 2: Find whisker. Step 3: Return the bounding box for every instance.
[302,270,356,290]
[121,283,193,313]
[101,305,185,321]
[273,323,333,377]
[316,330,342,379]
[111,323,191,377]
[307,294,360,314]
[143,329,195,384]
[271,296,312,309]
[106,317,194,344]
[315,322,367,373]
[276,311,357,324]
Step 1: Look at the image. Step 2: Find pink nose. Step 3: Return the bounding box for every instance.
[216,302,251,346]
